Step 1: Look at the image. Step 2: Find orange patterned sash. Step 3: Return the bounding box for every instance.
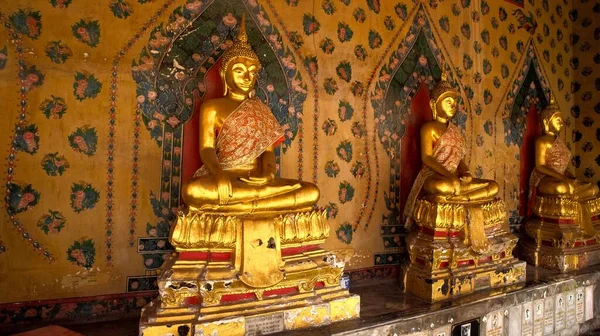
[194,98,284,176]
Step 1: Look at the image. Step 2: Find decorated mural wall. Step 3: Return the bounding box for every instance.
[0,0,592,313]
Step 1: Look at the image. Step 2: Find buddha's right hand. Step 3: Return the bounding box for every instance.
[216,171,232,205]
[451,177,461,196]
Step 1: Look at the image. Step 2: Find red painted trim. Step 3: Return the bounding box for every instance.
[281,244,320,256]
[420,226,461,238]
[220,292,256,303]
[438,261,449,269]
[178,251,231,261]
[457,259,474,267]
[535,216,576,224]
[263,286,299,298]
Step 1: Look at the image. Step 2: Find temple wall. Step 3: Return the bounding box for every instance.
[0,0,592,316]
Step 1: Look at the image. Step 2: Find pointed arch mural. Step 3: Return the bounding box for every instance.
[127,0,307,291]
[369,4,471,266]
[496,40,551,232]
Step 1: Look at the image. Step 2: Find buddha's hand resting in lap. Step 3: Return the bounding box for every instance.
[459,172,473,184]
[239,173,275,186]
[216,171,233,205]
[451,176,461,196]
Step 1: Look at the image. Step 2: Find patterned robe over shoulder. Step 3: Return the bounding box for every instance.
[194,97,284,177]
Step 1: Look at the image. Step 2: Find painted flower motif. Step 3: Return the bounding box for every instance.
[480,29,490,45]
[0,45,6,70]
[340,0,350,5]
[463,54,473,70]
[384,16,395,31]
[325,160,341,178]
[337,22,353,43]
[285,0,299,6]
[41,152,70,176]
[336,61,352,82]
[451,36,461,48]
[483,58,492,74]
[338,181,355,204]
[354,45,367,61]
[338,100,354,121]
[22,65,45,92]
[499,35,508,50]
[6,183,40,215]
[303,56,318,76]
[351,121,366,138]
[439,16,450,33]
[501,63,509,79]
[368,30,382,49]
[302,14,320,35]
[73,71,102,101]
[319,38,335,54]
[460,23,471,39]
[480,0,490,15]
[68,125,98,156]
[493,76,501,89]
[484,120,493,136]
[37,210,66,234]
[461,0,471,8]
[394,3,408,20]
[484,89,493,105]
[9,9,42,40]
[67,238,96,269]
[50,0,73,8]
[288,31,304,50]
[325,202,338,219]
[45,40,73,64]
[336,222,353,244]
[72,19,101,47]
[14,124,40,155]
[322,118,337,136]
[351,81,364,97]
[70,182,100,213]
[367,0,380,13]
[39,95,67,119]
[351,161,365,178]
[323,78,338,95]
[321,0,336,15]
[353,8,366,23]
[109,0,134,19]
[336,140,353,162]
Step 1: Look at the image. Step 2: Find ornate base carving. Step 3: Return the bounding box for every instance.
[140,290,360,336]
[522,195,600,272]
[139,208,359,335]
[404,198,526,302]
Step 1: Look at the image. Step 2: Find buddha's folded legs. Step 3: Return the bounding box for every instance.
[422,175,498,202]
[537,177,599,200]
[182,176,319,211]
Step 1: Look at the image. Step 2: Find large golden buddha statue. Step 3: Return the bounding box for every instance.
[180,22,319,213]
[140,15,359,336]
[522,94,600,272]
[403,71,525,302]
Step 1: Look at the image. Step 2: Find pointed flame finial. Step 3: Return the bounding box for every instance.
[237,13,248,43]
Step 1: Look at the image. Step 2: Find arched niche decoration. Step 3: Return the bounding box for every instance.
[129,0,307,278]
[498,41,550,230]
[369,4,470,266]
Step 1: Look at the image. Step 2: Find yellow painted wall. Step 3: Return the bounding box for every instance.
[0,0,593,303]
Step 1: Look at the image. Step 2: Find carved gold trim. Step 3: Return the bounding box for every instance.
[412,198,506,230]
[280,210,329,244]
[531,196,579,218]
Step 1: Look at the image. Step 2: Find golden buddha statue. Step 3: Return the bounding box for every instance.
[140,14,359,336]
[180,21,319,213]
[403,71,525,302]
[522,94,600,272]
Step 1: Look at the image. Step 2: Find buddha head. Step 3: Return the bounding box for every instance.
[429,71,461,121]
[219,13,261,97]
[541,94,564,135]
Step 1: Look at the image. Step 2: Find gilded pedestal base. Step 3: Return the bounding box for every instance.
[139,209,359,335]
[522,196,600,272]
[404,199,526,302]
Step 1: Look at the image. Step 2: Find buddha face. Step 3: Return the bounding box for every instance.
[435,95,458,120]
[224,56,259,96]
[545,112,564,134]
